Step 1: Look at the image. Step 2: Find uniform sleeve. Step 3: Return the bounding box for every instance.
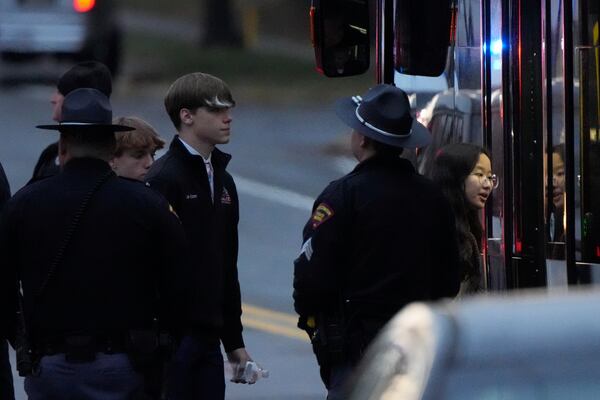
[152,195,190,332]
[431,194,461,298]
[145,174,180,214]
[30,142,59,183]
[220,181,244,352]
[0,162,10,212]
[293,182,349,317]
[0,198,19,341]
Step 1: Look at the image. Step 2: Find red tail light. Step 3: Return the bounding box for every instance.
[309,6,316,47]
[515,238,522,253]
[74,0,95,13]
[596,245,600,258]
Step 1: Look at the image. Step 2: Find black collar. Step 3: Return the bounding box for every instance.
[352,155,415,174]
[63,157,112,174]
[170,135,232,169]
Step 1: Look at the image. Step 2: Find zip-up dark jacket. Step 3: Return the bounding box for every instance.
[146,137,244,352]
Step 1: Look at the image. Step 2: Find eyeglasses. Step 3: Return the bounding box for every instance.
[471,173,499,189]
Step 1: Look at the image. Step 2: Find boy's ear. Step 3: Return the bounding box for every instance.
[179,108,194,126]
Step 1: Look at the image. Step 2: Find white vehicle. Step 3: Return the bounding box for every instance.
[0,0,122,76]
[350,289,600,399]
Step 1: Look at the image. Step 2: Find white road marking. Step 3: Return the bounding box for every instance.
[232,174,314,212]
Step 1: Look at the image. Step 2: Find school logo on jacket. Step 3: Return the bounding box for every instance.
[221,188,232,204]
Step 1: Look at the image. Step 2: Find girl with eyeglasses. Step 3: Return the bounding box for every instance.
[431,143,497,296]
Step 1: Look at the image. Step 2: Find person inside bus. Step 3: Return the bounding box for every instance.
[549,143,565,243]
[321,9,368,75]
[431,143,496,296]
[110,116,166,182]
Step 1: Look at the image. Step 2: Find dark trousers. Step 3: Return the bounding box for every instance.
[24,353,144,400]
[166,334,225,400]
[0,340,15,400]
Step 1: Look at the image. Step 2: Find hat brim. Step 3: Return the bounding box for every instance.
[36,123,134,132]
[335,97,432,148]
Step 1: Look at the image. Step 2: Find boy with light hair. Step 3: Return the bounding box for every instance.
[110,116,165,181]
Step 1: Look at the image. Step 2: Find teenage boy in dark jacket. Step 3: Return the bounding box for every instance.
[29,61,113,184]
[146,72,252,400]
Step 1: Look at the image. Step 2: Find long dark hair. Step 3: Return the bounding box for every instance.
[431,143,489,280]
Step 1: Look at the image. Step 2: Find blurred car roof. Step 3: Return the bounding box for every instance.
[350,288,600,400]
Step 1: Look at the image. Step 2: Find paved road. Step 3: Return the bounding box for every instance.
[0,81,355,399]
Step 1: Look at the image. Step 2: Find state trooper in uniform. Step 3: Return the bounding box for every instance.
[0,162,14,400]
[293,84,461,399]
[0,88,188,400]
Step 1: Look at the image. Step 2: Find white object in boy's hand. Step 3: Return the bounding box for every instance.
[225,360,269,384]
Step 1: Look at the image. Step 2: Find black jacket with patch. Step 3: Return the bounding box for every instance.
[293,155,460,349]
[146,137,244,352]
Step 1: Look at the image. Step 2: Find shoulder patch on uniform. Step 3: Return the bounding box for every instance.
[311,203,334,229]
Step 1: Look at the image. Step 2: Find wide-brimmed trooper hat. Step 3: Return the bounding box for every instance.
[335,84,431,148]
[37,88,133,132]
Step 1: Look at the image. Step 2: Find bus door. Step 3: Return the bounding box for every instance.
[393,0,600,291]
[550,0,600,285]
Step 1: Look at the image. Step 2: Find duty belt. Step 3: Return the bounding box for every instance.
[39,335,129,357]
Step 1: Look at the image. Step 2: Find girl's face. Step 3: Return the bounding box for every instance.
[552,152,565,210]
[464,153,493,209]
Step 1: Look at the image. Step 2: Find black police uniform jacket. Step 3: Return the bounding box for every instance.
[145,137,244,352]
[0,158,188,346]
[293,155,461,348]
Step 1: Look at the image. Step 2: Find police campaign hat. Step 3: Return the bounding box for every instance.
[335,84,431,148]
[37,88,133,132]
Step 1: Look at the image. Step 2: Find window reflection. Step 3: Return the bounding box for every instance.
[548,143,566,260]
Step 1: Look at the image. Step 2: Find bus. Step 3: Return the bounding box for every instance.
[309,0,600,291]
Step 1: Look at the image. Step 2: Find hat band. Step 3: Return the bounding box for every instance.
[59,122,107,126]
[352,96,413,138]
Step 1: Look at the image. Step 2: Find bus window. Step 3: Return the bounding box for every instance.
[454,0,482,90]
[394,0,453,77]
[548,143,566,260]
[576,0,600,267]
[311,0,370,77]
[549,0,600,284]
